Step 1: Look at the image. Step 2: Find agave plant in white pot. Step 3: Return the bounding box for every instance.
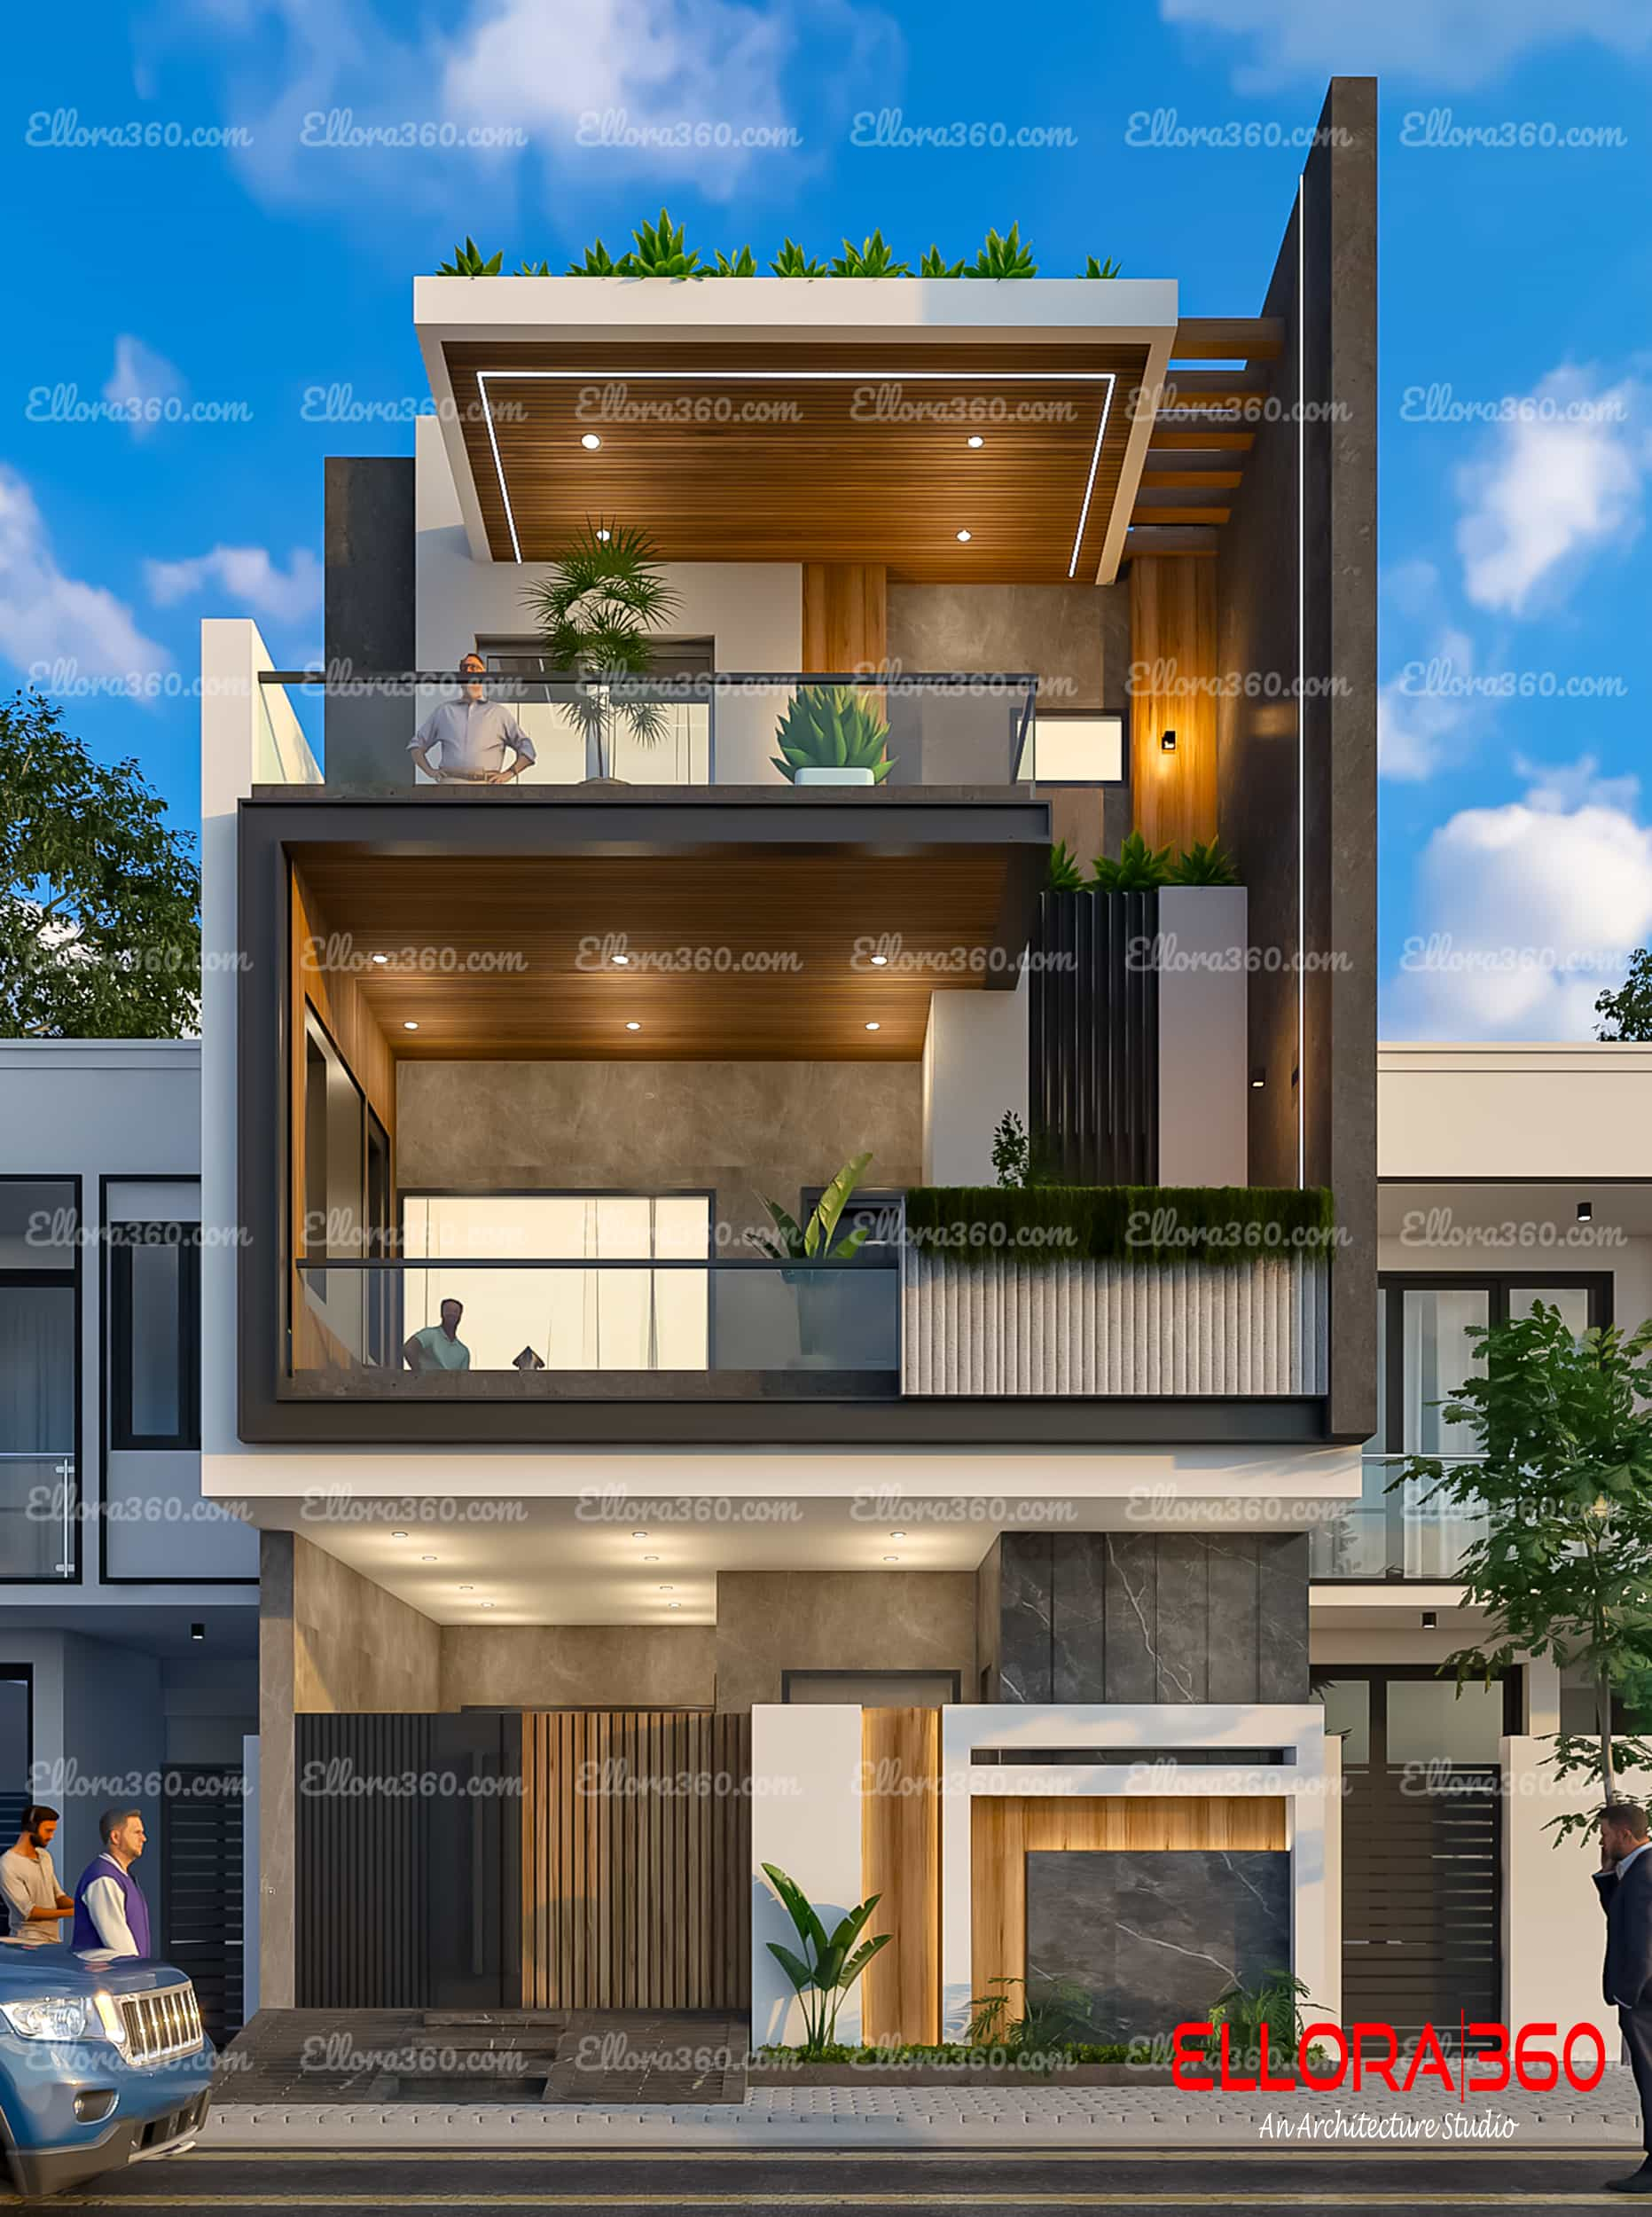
[523,522,679,780]
[771,685,893,787]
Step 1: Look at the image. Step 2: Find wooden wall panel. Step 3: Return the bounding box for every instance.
[860,1707,939,2044]
[970,1795,1287,2012]
[802,565,888,674]
[1129,555,1219,852]
[521,1709,750,2010]
[288,863,397,1263]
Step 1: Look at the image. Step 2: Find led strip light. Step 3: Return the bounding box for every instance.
[474,367,1116,577]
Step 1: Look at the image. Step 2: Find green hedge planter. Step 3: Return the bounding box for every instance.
[902,1185,1336,1269]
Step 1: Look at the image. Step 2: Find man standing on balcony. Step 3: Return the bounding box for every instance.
[1597,1800,1652,2192]
[409,653,536,784]
[403,1297,472,1374]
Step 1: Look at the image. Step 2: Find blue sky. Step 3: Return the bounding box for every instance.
[7,0,1651,1038]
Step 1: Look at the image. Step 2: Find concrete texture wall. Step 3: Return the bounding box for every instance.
[715,1570,976,1713]
[889,580,1131,862]
[290,1532,442,1712]
[438,1625,716,1710]
[396,1060,921,1242]
[1214,76,1378,1444]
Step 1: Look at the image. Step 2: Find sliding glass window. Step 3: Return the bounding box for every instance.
[0,1179,78,1580]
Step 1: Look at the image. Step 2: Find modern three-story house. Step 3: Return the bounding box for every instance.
[202,79,1378,2046]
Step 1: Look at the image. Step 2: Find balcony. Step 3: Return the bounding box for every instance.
[1309,1454,1487,1582]
[256,670,1043,798]
[0,1453,77,1581]
[293,1254,900,1400]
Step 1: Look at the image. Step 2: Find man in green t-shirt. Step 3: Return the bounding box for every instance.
[403,1298,472,1373]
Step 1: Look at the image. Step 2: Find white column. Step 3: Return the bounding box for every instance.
[750,1704,865,2047]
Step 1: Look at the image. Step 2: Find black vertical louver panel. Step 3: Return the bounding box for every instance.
[1030,890,1158,1186]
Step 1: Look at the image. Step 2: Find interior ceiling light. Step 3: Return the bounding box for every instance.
[643,1554,660,1562]
[865,1022,881,1031]
[419,1554,437,1563]
[882,1554,901,1563]
[458,1585,474,1592]
[625,1020,642,1031]
[967,435,984,448]
[581,433,602,450]
[631,1530,648,1539]
[668,1602,682,1610]
[611,952,630,964]
[955,529,973,543]
[869,953,888,967]
[371,952,388,966]
[481,1600,496,1609]
[391,1530,408,1539]
[403,1020,419,1031]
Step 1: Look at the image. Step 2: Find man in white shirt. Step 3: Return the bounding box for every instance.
[409,654,536,784]
[0,1806,74,1946]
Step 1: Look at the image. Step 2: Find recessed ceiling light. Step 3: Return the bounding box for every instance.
[403,1020,419,1031]
[632,1531,649,1539]
[481,1600,496,1609]
[889,1531,906,1539]
[612,952,630,965]
[458,1585,474,1592]
[668,1602,682,1610]
[625,1021,642,1031]
[659,1585,675,1592]
[869,953,888,967]
[596,527,612,542]
[391,1531,408,1539]
[956,529,972,543]
[371,952,388,966]
[865,1021,881,1031]
[642,1554,660,1562]
[581,433,602,450]
[420,1554,438,1562]
[967,435,984,448]
[882,1554,901,1563]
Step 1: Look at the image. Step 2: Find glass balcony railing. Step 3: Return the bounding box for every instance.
[253,670,1039,794]
[1310,1453,1488,1583]
[0,1453,78,1580]
[289,1255,900,1399]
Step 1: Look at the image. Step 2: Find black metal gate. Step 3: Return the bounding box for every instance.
[161,1765,245,2046]
[1334,1669,1509,2038]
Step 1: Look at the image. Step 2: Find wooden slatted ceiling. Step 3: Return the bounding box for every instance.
[442,340,1146,583]
[293,847,1012,1061]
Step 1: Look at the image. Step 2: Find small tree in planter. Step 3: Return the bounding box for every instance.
[771,685,893,787]
[749,1154,873,1367]
[1399,1303,1652,1833]
[523,522,679,780]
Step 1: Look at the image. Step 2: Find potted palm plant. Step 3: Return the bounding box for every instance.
[749,1153,873,1366]
[523,522,679,780]
[771,685,893,787]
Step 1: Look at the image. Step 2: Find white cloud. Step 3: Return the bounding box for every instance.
[1159,0,1652,90]
[145,544,323,626]
[1386,757,1652,1040]
[1378,624,1476,783]
[0,466,170,688]
[102,335,186,442]
[1454,368,1648,617]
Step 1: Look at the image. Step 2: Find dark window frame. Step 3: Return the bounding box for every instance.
[1377,1271,1613,1454]
[109,1227,202,1453]
[0,1176,82,1586]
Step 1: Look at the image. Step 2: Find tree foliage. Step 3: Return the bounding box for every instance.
[1399,1303,1652,1836]
[0,690,200,1038]
[1596,947,1652,1041]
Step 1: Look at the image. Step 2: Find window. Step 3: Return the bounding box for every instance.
[111,1228,200,1451]
[1016,715,1124,785]
[1378,1274,1613,1456]
[0,1179,78,1580]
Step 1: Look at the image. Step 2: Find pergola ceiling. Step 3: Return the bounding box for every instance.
[293,845,1026,1061]
[1125,317,1284,560]
[441,339,1147,583]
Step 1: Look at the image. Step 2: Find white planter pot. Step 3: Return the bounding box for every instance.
[793,766,874,787]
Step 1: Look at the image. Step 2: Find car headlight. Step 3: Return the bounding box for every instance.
[0,1996,95,2042]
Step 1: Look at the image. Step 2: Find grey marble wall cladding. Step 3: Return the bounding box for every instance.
[1025,1849,1291,2041]
[989,1532,1308,1704]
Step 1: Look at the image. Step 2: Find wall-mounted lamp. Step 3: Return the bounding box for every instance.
[1421,1610,1437,1631]
[190,1622,206,1641]
[1249,1068,1266,1091]
[1160,728,1178,753]
[1578,1200,1593,1223]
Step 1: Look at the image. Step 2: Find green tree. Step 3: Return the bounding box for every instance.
[0,690,200,1038]
[1400,1303,1652,1834]
[1596,947,1652,1041]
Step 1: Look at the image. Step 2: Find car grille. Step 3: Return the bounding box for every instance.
[118,1982,204,2064]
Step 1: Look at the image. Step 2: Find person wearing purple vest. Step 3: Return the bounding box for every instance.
[70,1807,152,1957]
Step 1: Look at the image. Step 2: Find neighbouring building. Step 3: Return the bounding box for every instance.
[0,1040,257,2043]
[201,82,1382,2044]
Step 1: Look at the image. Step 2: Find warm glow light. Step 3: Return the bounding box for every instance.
[869,953,888,967]
[625,1021,642,1031]
[403,1020,419,1031]
[865,1022,881,1031]
[967,435,984,448]
[612,952,630,964]
[955,529,972,543]
[371,952,388,966]
[581,433,602,450]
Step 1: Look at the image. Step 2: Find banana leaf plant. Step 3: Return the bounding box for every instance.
[749,1153,873,1262]
[761,1861,891,2055]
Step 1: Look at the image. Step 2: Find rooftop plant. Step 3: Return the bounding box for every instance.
[434,217,1121,278]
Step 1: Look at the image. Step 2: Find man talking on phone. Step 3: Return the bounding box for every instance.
[1597,1801,1652,2191]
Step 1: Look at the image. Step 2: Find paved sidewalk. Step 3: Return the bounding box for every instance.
[204,2071,1647,2149]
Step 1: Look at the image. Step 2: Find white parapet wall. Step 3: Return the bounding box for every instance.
[1501,1735,1618,2052]
[1156,886,1249,1187]
[903,1250,1329,1395]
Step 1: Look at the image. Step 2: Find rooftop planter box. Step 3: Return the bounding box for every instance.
[900,1186,1334,1398]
